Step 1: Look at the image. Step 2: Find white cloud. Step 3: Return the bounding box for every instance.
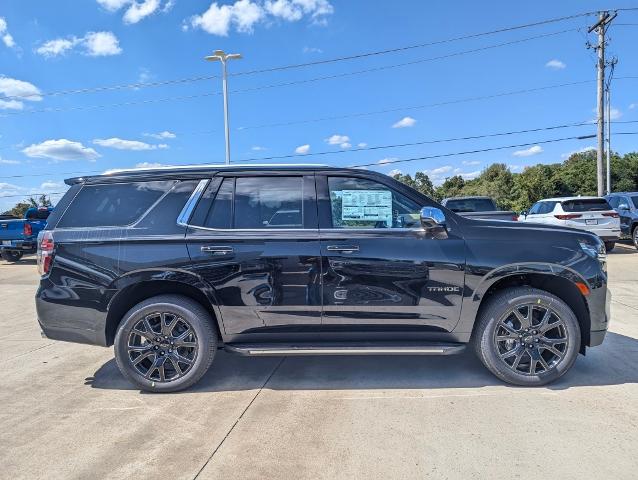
[357,142,367,148]
[377,157,398,165]
[387,169,402,177]
[134,162,166,169]
[251,145,266,151]
[144,130,176,139]
[303,46,322,53]
[295,144,310,154]
[561,145,596,159]
[40,180,64,190]
[97,0,172,24]
[36,32,122,58]
[545,59,566,70]
[0,76,42,110]
[0,158,20,165]
[325,134,351,148]
[392,116,416,128]
[459,170,480,180]
[428,165,453,175]
[189,0,333,36]
[0,17,17,49]
[23,139,101,162]
[84,32,122,56]
[630,103,636,110]
[512,145,543,157]
[93,137,169,150]
[609,108,622,120]
[462,160,480,166]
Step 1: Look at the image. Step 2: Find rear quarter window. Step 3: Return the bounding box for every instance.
[57,181,175,228]
[561,199,611,212]
[445,198,495,212]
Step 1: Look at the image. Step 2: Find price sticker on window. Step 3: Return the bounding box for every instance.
[341,190,392,222]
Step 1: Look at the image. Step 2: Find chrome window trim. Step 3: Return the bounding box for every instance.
[177,179,210,227]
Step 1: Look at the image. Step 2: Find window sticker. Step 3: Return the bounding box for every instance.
[340,190,392,223]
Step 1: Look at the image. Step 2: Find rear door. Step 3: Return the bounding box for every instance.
[317,173,465,336]
[185,172,322,336]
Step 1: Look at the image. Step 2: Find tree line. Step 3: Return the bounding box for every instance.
[2,195,52,218]
[392,150,638,212]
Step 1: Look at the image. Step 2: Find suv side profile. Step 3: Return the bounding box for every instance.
[37,165,610,392]
[605,192,638,249]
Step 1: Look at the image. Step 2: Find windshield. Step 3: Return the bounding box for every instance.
[561,199,611,212]
[445,198,496,212]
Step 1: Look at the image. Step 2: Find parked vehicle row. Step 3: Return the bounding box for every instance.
[605,192,638,249]
[36,164,610,392]
[0,207,53,262]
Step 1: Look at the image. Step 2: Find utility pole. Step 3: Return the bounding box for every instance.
[205,50,242,165]
[588,11,616,196]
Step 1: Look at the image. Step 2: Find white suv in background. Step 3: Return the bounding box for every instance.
[520,196,621,251]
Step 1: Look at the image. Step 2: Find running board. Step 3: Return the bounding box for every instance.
[224,342,466,356]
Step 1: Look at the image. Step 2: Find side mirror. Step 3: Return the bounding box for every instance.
[618,203,630,211]
[520,210,528,218]
[420,206,446,229]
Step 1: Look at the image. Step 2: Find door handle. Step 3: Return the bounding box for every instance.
[326,245,359,253]
[201,245,234,255]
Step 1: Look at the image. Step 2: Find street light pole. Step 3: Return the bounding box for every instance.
[205,50,242,165]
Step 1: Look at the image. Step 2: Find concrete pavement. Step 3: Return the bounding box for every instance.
[1,246,637,479]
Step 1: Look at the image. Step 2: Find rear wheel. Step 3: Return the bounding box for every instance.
[114,295,217,393]
[1,250,23,262]
[604,241,615,252]
[473,287,580,386]
[633,225,638,249]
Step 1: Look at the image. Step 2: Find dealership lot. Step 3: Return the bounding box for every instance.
[1,246,637,480]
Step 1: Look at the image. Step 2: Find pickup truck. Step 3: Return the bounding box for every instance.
[0,207,53,262]
[441,196,518,221]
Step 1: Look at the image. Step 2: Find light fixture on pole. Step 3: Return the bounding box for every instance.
[205,49,242,165]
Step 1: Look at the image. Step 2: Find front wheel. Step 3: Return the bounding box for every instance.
[114,295,217,392]
[633,226,638,249]
[473,287,580,386]
[604,241,615,252]
[1,250,23,262]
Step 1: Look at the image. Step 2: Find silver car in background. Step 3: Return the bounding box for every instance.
[520,196,621,251]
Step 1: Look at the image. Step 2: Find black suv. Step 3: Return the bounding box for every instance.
[36,165,610,392]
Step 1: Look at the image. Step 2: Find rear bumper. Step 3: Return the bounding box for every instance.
[1,240,36,251]
[586,281,611,347]
[36,279,110,347]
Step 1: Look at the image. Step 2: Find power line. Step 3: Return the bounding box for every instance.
[3,12,598,102]
[0,28,579,116]
[349,132,638,168]
[0,192,65,199]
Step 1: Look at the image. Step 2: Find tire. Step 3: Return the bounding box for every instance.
[633,225,638,250]
[1,250,23,262]
[473,287,581,386]
[114,294,217,393]
[604,241,615,252]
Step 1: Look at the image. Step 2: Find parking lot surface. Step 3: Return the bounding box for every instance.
[1,246,637,479]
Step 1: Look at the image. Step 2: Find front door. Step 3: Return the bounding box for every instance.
[185,173,321,336]
[317,174,466,336]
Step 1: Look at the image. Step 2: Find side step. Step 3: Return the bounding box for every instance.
[224,342,466,356]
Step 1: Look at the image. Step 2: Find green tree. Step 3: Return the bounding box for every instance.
[435,175,466,200]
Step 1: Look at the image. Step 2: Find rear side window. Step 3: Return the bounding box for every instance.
[445,198,495,212]
[632,196,638,209]
[57,181,175,228]
[561,198,611,212]
[26,209,51,220]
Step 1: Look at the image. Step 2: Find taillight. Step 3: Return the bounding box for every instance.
[37,231,55,276]
[602,212,619,218]
[555,214,582,220]
[24,223,32,236]
[512,215,518,221]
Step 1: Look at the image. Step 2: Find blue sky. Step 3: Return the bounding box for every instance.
[1,0,637,211]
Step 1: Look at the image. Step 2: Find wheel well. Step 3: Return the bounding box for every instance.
[478,273,591,353]
[104,280,222,346]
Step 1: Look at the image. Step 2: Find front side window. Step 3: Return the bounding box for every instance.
[607,196,619,208]
[631,196,638,209]
[328,176,422,229]
[528,202,541,215]
[58,181,175,228]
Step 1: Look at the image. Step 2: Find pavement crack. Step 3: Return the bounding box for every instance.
[192,357,286,480]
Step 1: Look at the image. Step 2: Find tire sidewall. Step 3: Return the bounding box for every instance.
[478,290,581,386]
[114,298,215,393]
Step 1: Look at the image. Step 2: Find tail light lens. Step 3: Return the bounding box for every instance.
[512,215,518,221]
[602,212,619,218]
[555,214,582,220]
[24,222,32,237]
[37,231,55,276]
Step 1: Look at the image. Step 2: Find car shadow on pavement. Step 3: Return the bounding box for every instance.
[86,331,638,393]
